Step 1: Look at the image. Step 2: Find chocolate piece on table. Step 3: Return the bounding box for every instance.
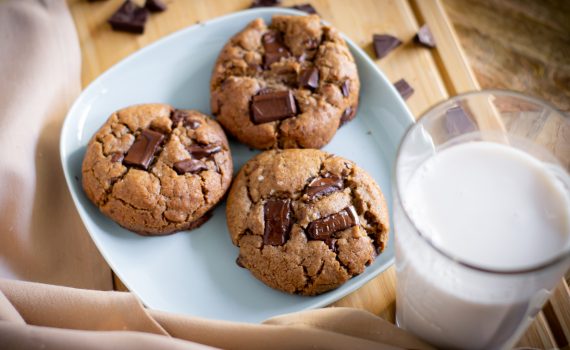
[341,80,350,97]
[415,25,436,48]
[372,34,402,59]
[108,0,149,34]
[394,78,414,100]
[306,206,359,240]
[306,175,343,199]
[299,67,319,90]
[445,105,476,135]
[290,3,318,15]
[250,0,281,8]
[263,199,292,246]
[123,129,164,169]
[187,144,222,159]
[110,152,124,163]
[144,0,167,12]
[251,90,297,124]
[262,31,291,67]
[173,159,208,175]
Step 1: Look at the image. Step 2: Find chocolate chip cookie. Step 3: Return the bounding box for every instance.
[82,104,233,236]
[211,15,360,149]
[226,149,389,295]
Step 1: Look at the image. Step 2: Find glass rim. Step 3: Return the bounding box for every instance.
[394,89,570,275]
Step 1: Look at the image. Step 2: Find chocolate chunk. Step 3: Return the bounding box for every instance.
[251,90,297,124]
[445,106,476,135]
[299,67,319,90]
[144,0,166,12]
[171,110,201,129]
[304,38,319,50]
[263,199,292,246]
[394,79,414,100]
[372,34,402,59]
[306,175,343,199]
[325,238,337,252]
[236,257,246,268]
[110,152,124,163]
[123,129,164,169]
[262,31,291,67]
[250,0,281,7]
[171,109,187,125]
[173,159,208,175]
[341,80,350,97]
[290,3,318,15]
[307,206,359,240]
[415,25,436,48]
[340,105,356,125]
[187,144,222,159]
[108,0,149,34]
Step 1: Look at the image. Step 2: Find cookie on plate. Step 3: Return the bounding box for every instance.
[210,14,360,149]
[82,104,233,235]
[226,149,389,295]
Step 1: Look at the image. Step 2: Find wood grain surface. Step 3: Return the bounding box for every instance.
[68,0,569,348]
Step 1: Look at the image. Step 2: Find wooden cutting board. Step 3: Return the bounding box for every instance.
[68,0,570,348]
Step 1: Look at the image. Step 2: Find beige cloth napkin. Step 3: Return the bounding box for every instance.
[0,0,111,288]
[0,1,435,349]
[0,279,434,350]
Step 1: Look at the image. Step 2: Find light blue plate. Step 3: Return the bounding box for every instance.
[60,8,414,323]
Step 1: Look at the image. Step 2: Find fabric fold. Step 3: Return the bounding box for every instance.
[0,278,435,350]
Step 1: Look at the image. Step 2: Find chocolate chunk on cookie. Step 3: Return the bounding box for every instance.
[81,104,233,236]
[211,15,360,149]
[225,149,389,296]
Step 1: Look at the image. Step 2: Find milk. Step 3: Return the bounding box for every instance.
[395,141,570,350]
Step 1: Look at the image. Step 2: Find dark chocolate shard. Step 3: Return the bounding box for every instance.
[445,106,476,135]
[394,78,414,100]
[251,90,297,124]
[171,109,187,125]
[306,206,359,240]
[173,159,208,175]
[325,238,337,252]
[341,80,350,97]
[263,199,292,246]
[144,0,166,12]
[299,67,319,90]
[415,25,436,48]
[187,144,222,159]
[290,3,318,15]
[372,34,402,59]
[108,0,148,34]
[236,257,246,268]
[123,129,164,170]
[171,110,201,129]
[250,0,281,8]
[262,30,291,67]
[110,152,124,163]
[340,105,356,125]
[306,175,343,199]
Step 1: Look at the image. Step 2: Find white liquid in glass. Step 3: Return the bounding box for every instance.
[396,141,570,349]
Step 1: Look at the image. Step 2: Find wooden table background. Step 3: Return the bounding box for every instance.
[68,0,570,348]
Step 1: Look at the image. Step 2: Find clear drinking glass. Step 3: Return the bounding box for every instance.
[393,90,570,350]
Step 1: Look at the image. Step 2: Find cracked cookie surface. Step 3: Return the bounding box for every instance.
[82,104,233,236]
[210,15,360,150]
[226,149,389,295]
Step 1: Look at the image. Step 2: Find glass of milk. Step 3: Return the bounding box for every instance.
[394,90,570,350]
